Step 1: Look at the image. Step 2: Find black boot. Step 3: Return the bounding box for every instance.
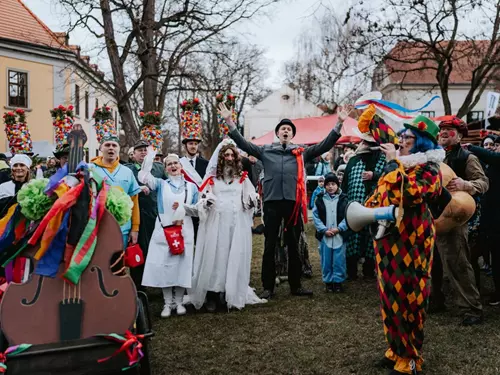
[205,292,217,313]
[325,283,333,292]
[291,287,313,296]
[333,283,344,293]
[375,357,395,369]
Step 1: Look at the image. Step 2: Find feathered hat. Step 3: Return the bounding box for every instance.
[139,111,163,151]
[3,108,33,155]
[357,104,399,145]
[93,105,118,144]
[50,104,74,157]
[216,93,237,138]
[180,98,202,144]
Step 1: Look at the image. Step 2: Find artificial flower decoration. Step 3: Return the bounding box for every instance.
[50,105,74,148]
[93,106,116,144]
[139,111,163,151]
[3,108,33,154]
[105,186,133,226]
[216,93,237,138]
[417,121,427,131]
[17,179,57,221]
[181,98,202,143]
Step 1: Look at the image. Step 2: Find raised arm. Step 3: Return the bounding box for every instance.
[304,105,352,162]
[467,144,500,166]
[218,103,263,159]
[138,147,160,191]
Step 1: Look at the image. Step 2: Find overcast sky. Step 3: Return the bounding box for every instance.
[24,0,349,88]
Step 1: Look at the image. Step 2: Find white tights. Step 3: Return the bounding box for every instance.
[162,286,185,307]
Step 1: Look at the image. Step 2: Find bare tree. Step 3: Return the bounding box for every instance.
[57,0,279,146]
[283,9,372,110]
[160,40,270,154]
[348,0,500,117]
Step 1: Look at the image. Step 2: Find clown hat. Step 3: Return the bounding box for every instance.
[139,111,163,151]
[404,115,440,143]
[93,106,118,144]
[180,98,202,144]
[3,108,33,155]
[216,93,237,138]
[357,104,399,145]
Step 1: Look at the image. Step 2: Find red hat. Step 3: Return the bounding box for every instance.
[439,116,468,137]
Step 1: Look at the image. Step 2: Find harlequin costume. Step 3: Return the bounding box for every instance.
[365,115,444,374]
[89,107,141,246]
[341,105,386,279]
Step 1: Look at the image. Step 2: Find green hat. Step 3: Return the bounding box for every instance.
[100,135,120,145]
[404,115,439,143]
[53,143,70,159]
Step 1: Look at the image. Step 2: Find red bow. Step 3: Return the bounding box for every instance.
[239,171,248,183]
[97,331,145,370]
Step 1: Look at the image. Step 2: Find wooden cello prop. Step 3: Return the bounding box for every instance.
[435,162,476,234]
[0,126,137,346]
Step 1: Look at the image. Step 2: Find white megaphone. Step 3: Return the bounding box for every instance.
[345,202,400,240]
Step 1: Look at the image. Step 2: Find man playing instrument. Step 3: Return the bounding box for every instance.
[431,117,488,326]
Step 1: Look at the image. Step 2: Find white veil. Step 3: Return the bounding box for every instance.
[200,138,236,192]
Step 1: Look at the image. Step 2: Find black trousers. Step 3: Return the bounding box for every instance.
[262,200,302,291]
[483,231,500,298]
[130,213,155,291]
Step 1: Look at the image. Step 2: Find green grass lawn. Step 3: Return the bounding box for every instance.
[147,225,500,375]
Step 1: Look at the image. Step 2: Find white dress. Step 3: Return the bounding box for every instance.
[139,170,197,289]
[186,176,266,309]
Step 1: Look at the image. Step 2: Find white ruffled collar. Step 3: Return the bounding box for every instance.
[397,148,445,169]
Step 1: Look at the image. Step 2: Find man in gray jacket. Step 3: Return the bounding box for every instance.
[218,104,349,298]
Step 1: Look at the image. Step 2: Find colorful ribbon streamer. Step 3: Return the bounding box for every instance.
[355,96,455,122]
[62,182,107,284]
[0,344,32,373]
[96,331,145,371]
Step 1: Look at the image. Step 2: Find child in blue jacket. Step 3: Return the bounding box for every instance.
[309,175,325,209]
[312,173,348,293]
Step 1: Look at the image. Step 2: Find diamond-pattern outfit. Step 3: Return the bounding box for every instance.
[365,158,442,374]
[344,153,386,259]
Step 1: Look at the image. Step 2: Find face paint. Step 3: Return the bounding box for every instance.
[449,130,456,137]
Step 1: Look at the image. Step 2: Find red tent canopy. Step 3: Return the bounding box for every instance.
[251,114,360,146]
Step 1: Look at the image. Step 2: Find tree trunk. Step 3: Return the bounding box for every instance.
[141,0,158,112]
[100,0,139,144]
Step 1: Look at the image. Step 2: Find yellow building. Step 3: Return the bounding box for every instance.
[0,0,118,158]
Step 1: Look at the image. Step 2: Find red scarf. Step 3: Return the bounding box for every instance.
[287,147,307,227]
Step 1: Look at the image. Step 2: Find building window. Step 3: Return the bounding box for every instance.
[420,111,435,117]
[8,70,28,108]
[95,98,99,111]
[75,85,80,116]
[115,110,118,126]
[85,91,89,119]
[467,111,484,123]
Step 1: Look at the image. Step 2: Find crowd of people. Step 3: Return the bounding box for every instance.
[1,98,500,375]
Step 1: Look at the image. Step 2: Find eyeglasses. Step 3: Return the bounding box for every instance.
[399,135,416,142]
